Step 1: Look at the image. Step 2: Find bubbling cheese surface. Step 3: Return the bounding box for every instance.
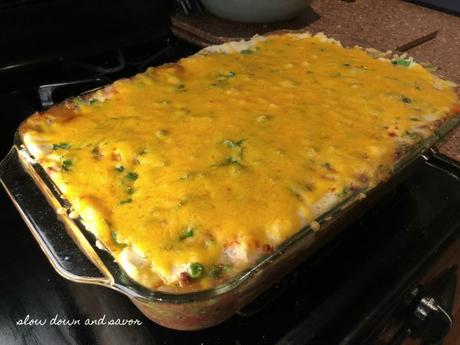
[22,33,459,291]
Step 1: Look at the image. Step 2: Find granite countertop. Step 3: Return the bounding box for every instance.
[172,0,460,161]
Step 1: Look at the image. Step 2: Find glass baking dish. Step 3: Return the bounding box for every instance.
[1,108,459,330]
[2,31,460,330]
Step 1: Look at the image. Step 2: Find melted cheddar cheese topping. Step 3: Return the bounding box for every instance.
[22,33,459,291]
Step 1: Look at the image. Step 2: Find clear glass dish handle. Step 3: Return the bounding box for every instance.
[0,147,111,285]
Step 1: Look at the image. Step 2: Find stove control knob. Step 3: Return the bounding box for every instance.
[411,296,453,344]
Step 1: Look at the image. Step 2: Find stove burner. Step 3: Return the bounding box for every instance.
[0,37,197,109]
[66,49,126,75]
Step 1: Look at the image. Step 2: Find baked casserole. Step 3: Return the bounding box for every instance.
[20,32,460,293]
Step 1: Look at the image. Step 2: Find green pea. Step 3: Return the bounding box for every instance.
[188,262,203,279]
[179,228,194,241]
[391,58,411,67]
[126,172,138,181]
[61,159,72,171]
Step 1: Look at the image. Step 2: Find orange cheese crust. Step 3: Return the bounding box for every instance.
[20,32,460,292]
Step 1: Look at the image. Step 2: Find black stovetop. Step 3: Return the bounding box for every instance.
[1,11,459,345]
